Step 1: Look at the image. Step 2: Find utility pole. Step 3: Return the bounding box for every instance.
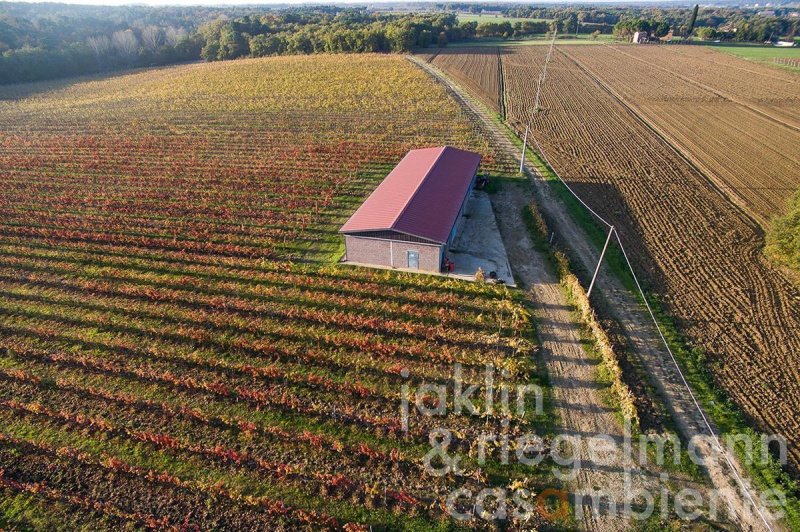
[519,125,529,173]
[587,226,615,298]
[533,73,544,112]
[522,29,557,175]
[533,30,557,113]
[545,28,557,68]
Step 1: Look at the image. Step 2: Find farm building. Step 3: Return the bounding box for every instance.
[339,146,481,273]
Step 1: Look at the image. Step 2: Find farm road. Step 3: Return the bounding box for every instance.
[411,56,662,532]
[491,181,661,532]
[409,56,780,531]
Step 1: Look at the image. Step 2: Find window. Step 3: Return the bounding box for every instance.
[407,250,419,269]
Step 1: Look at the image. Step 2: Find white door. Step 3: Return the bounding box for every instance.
[407,250,420,269]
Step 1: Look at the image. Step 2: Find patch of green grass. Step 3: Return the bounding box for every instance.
[641,433,705,481]
[709,44,800,71]
[766,190,800,280]
[0,489,108,531]
[711,43,800,60]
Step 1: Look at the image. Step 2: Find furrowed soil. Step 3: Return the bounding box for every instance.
[497,45,800,474]
[564,44,800,228]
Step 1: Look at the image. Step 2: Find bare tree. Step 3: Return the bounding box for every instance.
[164,26,188,46]
[112,29,139,60]
[86,35,112,64]
[141,25,163,51]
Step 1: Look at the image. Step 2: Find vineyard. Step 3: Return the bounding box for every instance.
[420,45,800,472]
[0,55,551,529]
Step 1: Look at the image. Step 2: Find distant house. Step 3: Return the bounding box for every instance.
[339,146,481,273]
[660,29,676,42]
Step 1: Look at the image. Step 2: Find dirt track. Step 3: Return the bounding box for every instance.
[493,182,664,532]
[409,56,781,532]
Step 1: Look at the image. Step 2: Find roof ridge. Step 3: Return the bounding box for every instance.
[387,146,448,231]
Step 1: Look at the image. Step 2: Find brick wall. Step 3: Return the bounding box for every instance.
[344,235,442,272]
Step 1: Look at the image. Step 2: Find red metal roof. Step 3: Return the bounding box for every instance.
[339,146,482,244]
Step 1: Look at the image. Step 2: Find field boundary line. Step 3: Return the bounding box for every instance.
[497,47,507,120]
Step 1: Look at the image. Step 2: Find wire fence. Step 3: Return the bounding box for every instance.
[773,57,800,68]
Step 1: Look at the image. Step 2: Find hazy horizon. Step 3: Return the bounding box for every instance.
[1,0,696,6]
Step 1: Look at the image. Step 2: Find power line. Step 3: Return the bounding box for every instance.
[526,130,774,532]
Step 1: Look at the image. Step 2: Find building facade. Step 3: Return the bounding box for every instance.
[339,146,481,273]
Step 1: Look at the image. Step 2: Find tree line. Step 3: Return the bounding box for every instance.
[444,2,798,41]
[196,11,473,60]
[612,4,797,42]
[0,4,482,84]
[0,3,217,84]
[1,2,797,85]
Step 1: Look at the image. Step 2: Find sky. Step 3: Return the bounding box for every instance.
[5,0,670,5]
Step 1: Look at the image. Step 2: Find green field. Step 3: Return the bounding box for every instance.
[457,13,551,24]
[710,43,800,60]
[707,43,800,71]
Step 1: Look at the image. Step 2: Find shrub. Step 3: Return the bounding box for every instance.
[766,191,800,276]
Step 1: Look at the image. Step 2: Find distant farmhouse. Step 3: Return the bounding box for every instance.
[660,29,676,42]
[339,146,481,273]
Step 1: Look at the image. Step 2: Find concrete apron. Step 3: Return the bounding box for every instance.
[446,190,516,286]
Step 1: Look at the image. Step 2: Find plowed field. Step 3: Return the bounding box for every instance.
[422,48,504,115]
[421,45,800,472]
[565,45,800,226]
